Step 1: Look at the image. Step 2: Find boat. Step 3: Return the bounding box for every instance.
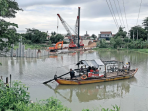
[54,59,138,85]
[45,77,137,102]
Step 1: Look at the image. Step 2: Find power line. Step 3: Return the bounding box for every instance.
[113,0,123,27]
[108,0,119,28]
[136,0,143,26]
[122,0,129,32]
[117,0,126,30]
[105,0,119,29]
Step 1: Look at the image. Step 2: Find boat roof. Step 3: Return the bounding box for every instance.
[76,59,104,68]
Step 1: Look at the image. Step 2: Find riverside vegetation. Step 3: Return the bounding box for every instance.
[0,80,120,111]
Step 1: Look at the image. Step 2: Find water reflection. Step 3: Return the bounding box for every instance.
[46,77,137,103]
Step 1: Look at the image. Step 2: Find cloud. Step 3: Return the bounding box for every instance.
[5,0,148,35]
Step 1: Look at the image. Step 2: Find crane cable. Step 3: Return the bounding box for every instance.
[136,0,143,26]
[105,0,119,29]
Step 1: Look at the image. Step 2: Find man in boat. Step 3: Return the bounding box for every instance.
[80,66,84,73]
[70,69,75,79]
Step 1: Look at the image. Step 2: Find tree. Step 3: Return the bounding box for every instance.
[91,34,97,40]
[22,28,47,44]
[0,0,22,54]
[114,27,127,38]
[51,31,56,36]
[50,34,64,43]
[110,37,123,49]
[142,17,148,30]
[0,0,22,18]
[129,26,147,40]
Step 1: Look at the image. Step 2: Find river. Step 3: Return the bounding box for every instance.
[0,50,148,111]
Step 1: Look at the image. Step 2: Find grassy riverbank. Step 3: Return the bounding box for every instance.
[13,43,49,50]
[94,47,148,54]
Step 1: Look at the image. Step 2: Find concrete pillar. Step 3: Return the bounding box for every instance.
[22,45,25,57]
[10,44,14,57]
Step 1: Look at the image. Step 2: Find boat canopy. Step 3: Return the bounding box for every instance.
[76,59,104,68]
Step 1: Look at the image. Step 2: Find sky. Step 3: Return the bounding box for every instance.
[5,0,148,36]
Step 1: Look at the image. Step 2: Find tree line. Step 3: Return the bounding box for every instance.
[98,17,148,49]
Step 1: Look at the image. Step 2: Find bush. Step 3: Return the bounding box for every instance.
[0,80,30,111]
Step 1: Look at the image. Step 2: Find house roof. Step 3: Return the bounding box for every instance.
[100,31,112,34]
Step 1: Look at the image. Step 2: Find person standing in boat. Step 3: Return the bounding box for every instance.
[80,66,84,73]
[70,69,75,79]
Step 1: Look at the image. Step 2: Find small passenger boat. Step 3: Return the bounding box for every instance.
[54,59,138,85]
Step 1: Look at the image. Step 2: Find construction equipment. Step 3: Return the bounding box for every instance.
[49,41,63,52]
[57,7,84,49]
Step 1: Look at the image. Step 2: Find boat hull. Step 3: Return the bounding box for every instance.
[55,68,138,85]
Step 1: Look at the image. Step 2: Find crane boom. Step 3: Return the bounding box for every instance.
[57,14,72,37]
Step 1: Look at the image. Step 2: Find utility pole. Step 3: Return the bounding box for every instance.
[137,30,138,40]
[133,30,134,40]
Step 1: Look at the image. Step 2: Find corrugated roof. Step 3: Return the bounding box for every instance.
[100,31,112,34]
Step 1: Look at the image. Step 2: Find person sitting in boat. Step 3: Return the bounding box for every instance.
[90,67,94,72]
[87,66,91,72]
[70,68,75,79]
[94,68,99,74]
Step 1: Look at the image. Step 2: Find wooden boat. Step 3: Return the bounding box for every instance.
[54,59,138,85]
[55,68,138,85]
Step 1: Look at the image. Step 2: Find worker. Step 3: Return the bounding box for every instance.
[70,69,75,79]
[80,66,84,73]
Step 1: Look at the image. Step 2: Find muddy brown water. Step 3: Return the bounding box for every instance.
[0,50,148,111]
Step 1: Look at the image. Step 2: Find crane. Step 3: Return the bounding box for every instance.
[57,7,84,48]
[57,14,77,48]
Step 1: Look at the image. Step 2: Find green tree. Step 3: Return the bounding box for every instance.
[22,28,47,44]
[110,37,123,49]
[114,27,127,38]
[129,26,147,40]
[142,17,148,30]
[51,31,56,36]
[50,34,64,43]
[0,0,22,54]
[91,34,97,40]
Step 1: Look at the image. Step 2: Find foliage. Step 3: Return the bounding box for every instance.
[114,27,127,38]
[0,0,22,54]
[50,34,64,43]
[21,28,47,44]
[91,34,97,40]
[110,37,123,49]
[48,40,52,46]
[129,26,147,40]
[101,105,120,111]
[0,19,20,54]
[9,97,71,111]
[0,80,30,111]
[0,80,71,111]
[0,0,22,18]
[142,17,148,30]
[98,39,107,48]
[51,31,56,36]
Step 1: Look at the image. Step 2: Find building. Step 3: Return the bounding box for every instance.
[99,31,113,41]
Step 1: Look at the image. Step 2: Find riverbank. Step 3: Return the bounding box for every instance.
[93,47,148,54]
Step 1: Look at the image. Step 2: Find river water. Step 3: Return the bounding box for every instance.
[0,50,148,111]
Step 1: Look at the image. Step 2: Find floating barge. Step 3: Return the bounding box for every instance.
[54,59,138,85]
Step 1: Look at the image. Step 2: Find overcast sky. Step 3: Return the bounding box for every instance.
[5,0,148,36]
